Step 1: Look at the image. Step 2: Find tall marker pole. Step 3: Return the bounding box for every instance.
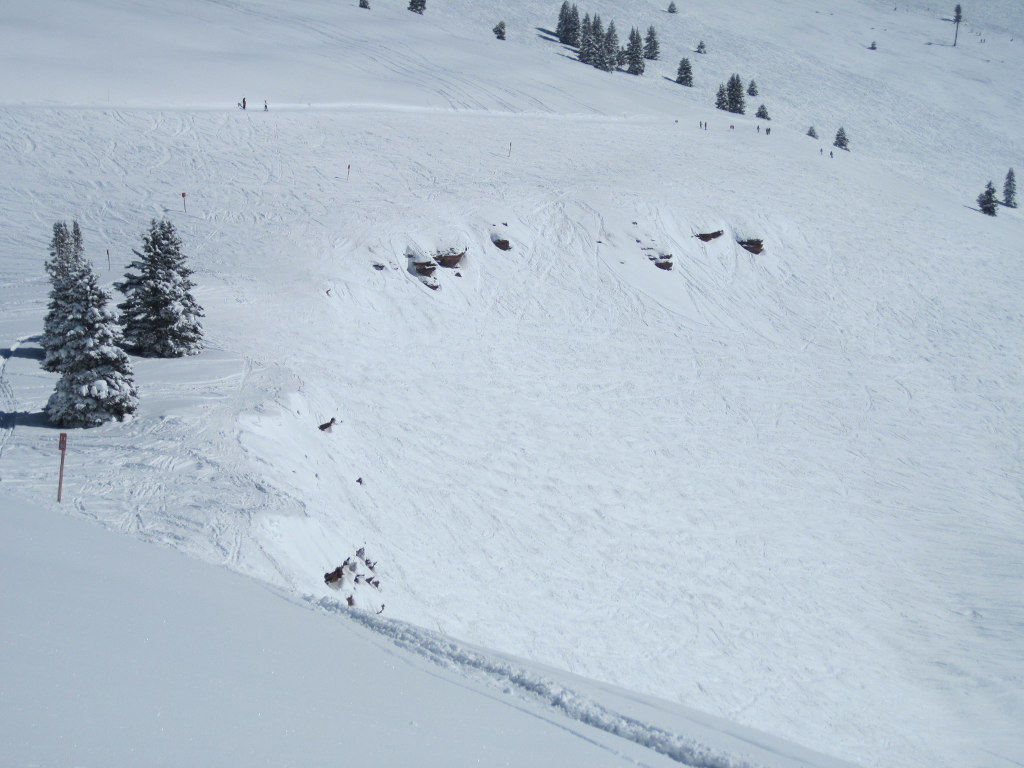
[181,192,187,213]
[57,432,68,503]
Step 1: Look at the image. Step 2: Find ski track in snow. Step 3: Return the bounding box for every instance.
[308,594,822,768]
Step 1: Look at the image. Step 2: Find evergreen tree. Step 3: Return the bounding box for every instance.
[359,0,369,8]
[675,57,693,86]
[953,4,963,46]
[755,104,770,120]
[556,1,571,41]
[668,1,678,13]
[42,221,86,373]
[566,5,581,47]
[715,84,728,110]
[578,14,595,64]
[589,15,606,69]
[807,125,818,139]
[116,219,204,358]
[726,73,746,114]
[869,40,877,49]
[644,26,660,60]
[408,0,425,14]
[833,126,849,150]
[45,253,138,427]
[601,20,620,72]
[696,40,706,54]
[747,79,758,97]
[626,28,646,74]
[977,181,998,215]
[1003,168,1017,207]
[493,21,506,40]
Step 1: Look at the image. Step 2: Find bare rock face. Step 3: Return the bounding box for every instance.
[434,248,466,268]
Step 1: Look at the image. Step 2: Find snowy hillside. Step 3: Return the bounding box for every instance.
[1,1,1022,767]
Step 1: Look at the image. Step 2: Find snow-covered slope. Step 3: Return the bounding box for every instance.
[5,486,865,768]
[1,1,1022,767]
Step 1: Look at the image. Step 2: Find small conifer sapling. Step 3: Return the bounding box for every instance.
[675,57,693,86]
[715,84,728,110]
[1003,168,1016,207]
[644,26,660,60]
[977,181,998,215]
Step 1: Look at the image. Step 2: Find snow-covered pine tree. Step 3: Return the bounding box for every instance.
[644,26,660,60]
[626,27,645,75]
[977,181,998,215]
[408,0,425,14]
[833,126,849,150]
[578,14,595,64]
[668,1,678,13]
[715,84,728,110]
[675,57,693,86]
[953,4,962,46]
[566,5,581,46]
[556,1,571,42]
[493,21,506,40]
[116,219,204,357]
[1003,168,1017,207]
[601,20,620,72]
[807,125,818,139]
[359,0,369,8]
[755,104,770,120]
[726,73,745,114]
[696,40,706,54]
[45,254,138,427]
[42,220,87,373]
[747,79,758,96]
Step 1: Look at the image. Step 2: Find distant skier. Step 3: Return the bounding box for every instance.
[242,97,246,110]
[264,100,268,111]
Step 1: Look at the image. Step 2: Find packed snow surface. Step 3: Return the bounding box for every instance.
[1,1,1022,767]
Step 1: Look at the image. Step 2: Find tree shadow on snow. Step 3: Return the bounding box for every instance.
[0,346,44,362]
[535,27,559,42]
[0,410,51,429]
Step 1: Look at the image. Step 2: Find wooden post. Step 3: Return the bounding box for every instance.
[57,432,68,503]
